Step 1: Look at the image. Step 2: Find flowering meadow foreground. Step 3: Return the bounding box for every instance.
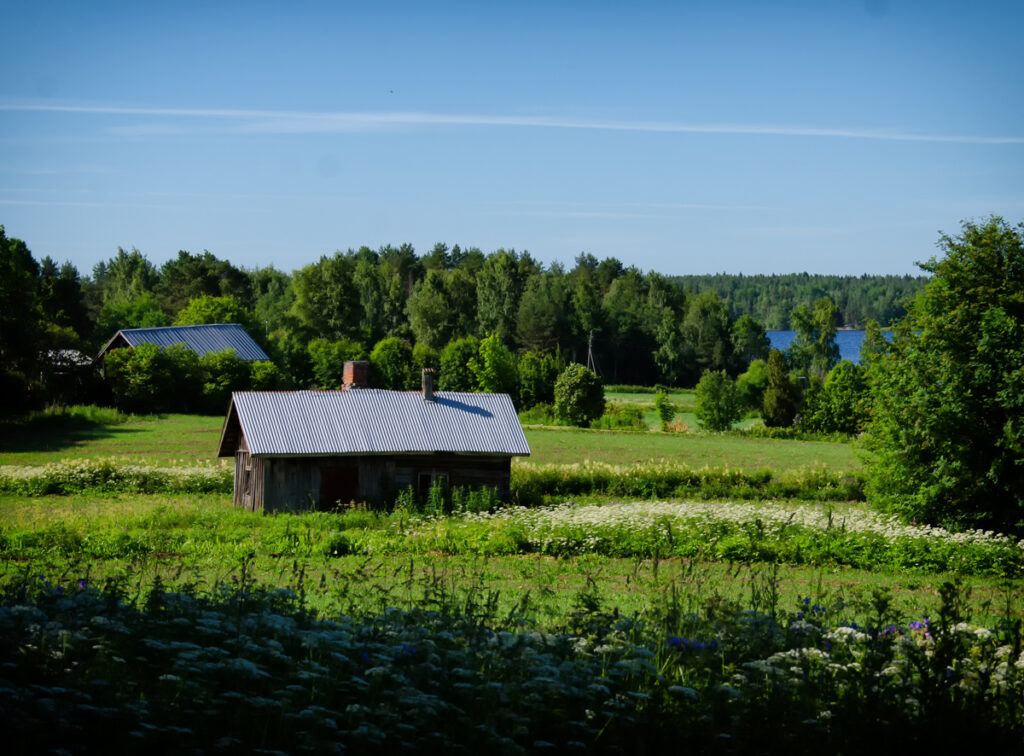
[2,562,1022,754]
[2,483,1024,753]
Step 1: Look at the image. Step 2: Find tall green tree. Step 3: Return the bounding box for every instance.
[789,297,840,379]
[762,349,798,427]
[0,226,42,407]
[866,217,1024,531]
[601,268,658,384]
[156,250,251,316]
[682,291,734,375]
[38,257,89,337]
[731,314,770,366]
[653,308,695,387]
[516,271,570,353]
[351,257,389,345]
[291,253,359,341]
[91,247,160,309]
[407,269,454,350]
[476,249,536,344]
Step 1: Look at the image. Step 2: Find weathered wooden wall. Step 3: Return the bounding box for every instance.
[232,452,512,514]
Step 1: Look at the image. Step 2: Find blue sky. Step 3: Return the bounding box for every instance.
[2,0,1022,276]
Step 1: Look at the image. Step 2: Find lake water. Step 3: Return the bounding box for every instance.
[766,330,868,364]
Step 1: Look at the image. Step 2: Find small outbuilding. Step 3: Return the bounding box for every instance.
[97,323,269,362]
[216,365,530,513]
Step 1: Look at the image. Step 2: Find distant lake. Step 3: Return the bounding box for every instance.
[766,330,869,364]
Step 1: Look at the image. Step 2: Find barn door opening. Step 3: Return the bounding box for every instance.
[320,463,359,510]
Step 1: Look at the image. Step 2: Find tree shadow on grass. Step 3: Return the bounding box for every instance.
[0,416,145,455]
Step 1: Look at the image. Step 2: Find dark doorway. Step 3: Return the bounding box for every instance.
[320,463,359,509]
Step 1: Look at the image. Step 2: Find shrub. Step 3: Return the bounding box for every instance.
[799,360,868,435]
[553,363,604,427]
[591,403,646,430]
[104,343,183,413]
[249,360,285,390]
[694,370,741,431]
[736,358,769,411]
[654,390,676,431]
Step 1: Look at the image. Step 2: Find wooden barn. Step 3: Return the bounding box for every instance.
[216,365,530,513]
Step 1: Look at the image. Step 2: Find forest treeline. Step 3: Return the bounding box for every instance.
[669,273,926,329]
[1,228,920,408]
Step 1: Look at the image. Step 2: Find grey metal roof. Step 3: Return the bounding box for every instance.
[102,324,269,361]
[222,390,530,457]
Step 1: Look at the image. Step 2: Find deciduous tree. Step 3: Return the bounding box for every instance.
[694,370,741,431]
[866,217,1024,531]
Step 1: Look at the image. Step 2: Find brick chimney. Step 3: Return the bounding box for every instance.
[421,368,435,401]
[342,360,369,390]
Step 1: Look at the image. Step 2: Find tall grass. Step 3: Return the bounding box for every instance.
[513,461,865,504]
[1,561,1021,753]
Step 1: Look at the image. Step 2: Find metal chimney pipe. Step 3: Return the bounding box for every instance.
[421,368,435,401]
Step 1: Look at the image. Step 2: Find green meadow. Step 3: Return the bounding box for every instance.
[1,408,1022,751]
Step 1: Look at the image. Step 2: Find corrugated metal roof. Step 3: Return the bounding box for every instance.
[226,390,530,457]
[110,324,269,361]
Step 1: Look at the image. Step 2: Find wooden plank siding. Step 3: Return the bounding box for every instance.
[230,447,512,514]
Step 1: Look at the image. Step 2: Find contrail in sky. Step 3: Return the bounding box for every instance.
[2,103,1022,144]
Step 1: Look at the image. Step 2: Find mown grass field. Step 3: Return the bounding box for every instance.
[522,426,859,470]
[604,389,764,432]
[0,413,223,466]
[1,409,860,472]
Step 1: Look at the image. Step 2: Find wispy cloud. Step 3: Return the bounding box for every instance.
[3,103,1022,144]
[0,198,180,210]
[495,199,781,220]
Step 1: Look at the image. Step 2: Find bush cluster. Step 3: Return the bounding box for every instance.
[104,343,281,414]
[0,458,232,495]
[512,461,865,506]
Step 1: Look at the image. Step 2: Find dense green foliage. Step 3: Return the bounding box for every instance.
[3,562,1022,753]
[0,229,783,412]
[799,361,869,435]
[104,343,278,414]
[866,217,1024,532]
[789,297,841,379]
[736,358,769,411]
[762,350,798,428]
[670,272,927,328]
[694,371,742,431]
[654,391,676,431]
[553,364,605,427]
